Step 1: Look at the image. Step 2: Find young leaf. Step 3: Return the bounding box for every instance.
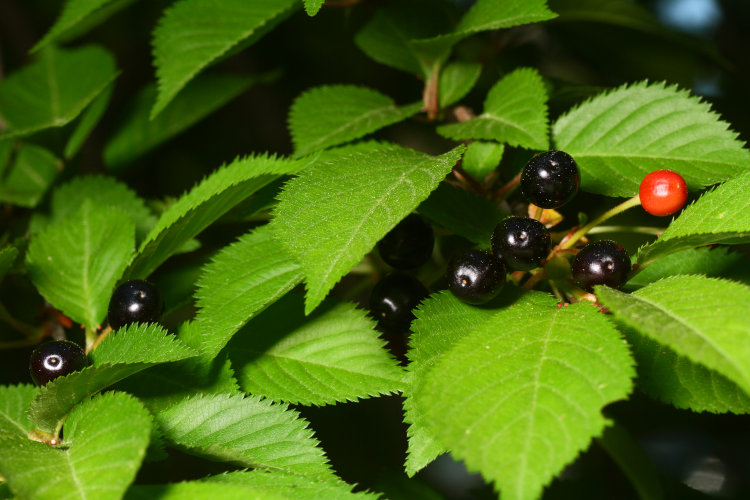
[304,0,325,16]
[29,323,196,433]
[206,470,380,499]
[0,392,151,500]
[438,68,549,150]
[597,275,750,396]
[0,384,38,437]
[289,85,422,157]
[626,247,745,290]
[553,81,750,197]
[0,45,118,139]
[439,61,482,108]
[272,143,464,314]
[151,0,298,118]
[26,200,135,330]
[64,82,114,159]
[413,301,634,500]
[155,393,331,475]
[228,294,405,405]
[105,73,265,169]
[0,143,60,207]
[636,171,750,268]
[0,246,19,281]
[461,141,504,181]
[127,153,300,279]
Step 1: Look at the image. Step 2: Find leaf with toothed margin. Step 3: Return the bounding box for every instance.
[303,0,325,16]
[0,384,39,437]
[205,470,381,499]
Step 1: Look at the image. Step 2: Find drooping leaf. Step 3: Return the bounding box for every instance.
[105,73,265,170]
[438,68,549,150]
[0,143,60,207]
[206,470,380,499]
[127,153,300,279]
[597,275,750,396]
[626,247,745,290]
[272,143,464,314]
[26,200,135,330]
[636,171,750,268]
[413,300,634,500]
[461,141,504,181]
[0,384,38,437]
[289,85,422,157]
[228,294,405,405]
[553,81,750,197]
[151,0,298,118]
[0,246,19,281]
[0,393,151,500]
[29,323,196,434]
[64,82,114,159]
[156,393,331,475]
[303,0,325,16]
[0,45,118,139]
[439,61,482,108]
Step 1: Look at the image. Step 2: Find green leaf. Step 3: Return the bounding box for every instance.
[0,384,38,437]
[553,81,750,197]
[33,0,134,51]
[438,68,549,150]
[151,0,298,118]
[0,246,19,281]
[626,247,745,290]
[127,153,300,279]
[413,301,634,500]
[439,61,482,108]
[597,424,664,500]
[272,143,464,314]
[636,171,750,268]
[416,183,503,246]
[0,392,151,500]
[461,141,504,181]
[26,200,135,330]
[597,275,750,396]
[156,393,331,475]
[228,294,405,405]
[126,481,286,500]
[29,323,195,434]
[289,85,422,157]
[0,45,118,139]
[0,143,60,207]
[303,0,324,16]
[206,470,380,499]
[105,73,264,170]
[64,81,113,159]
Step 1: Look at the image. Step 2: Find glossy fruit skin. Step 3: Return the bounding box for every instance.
[108,280,164,330]
[639,170,688,216]
[447,249,506,304]
[29,340,87,386]
[491,216,551,271]
[571,240,631,292]
[521,150,580,209]
[369,273,428,333]
[377,214,434,269]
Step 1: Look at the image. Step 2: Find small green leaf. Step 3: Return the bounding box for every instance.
[461,141,504,181]
[151,0,298,118]
[105,73,264,169]
[0,246,19,281]
[206,470,380,499]
[26,200,135,330]
[553,81,750,197]
[127,153,300,279]
[636,171,750,268]
[64,82,114,159]
[626,247,745,290]
[303,0,325,16]
[156,393,331,475]
[598,275,750,396]
[33,0,134,51]
[228,294,405,405]
[272,143,464,314]
[438,68,549,150]
[1,393,150,500]
[0,45,118,139]
[0,143,60,207]
[289,85,422,157]
[0,384,38,437]
[414,301,634,500]
[439,61,482,108]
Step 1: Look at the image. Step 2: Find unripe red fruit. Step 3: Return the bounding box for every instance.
[639,170,688,216]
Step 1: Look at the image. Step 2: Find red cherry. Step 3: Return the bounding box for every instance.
[639,170,688,216]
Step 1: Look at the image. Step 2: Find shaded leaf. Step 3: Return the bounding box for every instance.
[439,61,482,108]
[0,143,60,207]
[0,384,38,437]
[64,82,114,159]
[597,424,664,500]
[625,247,745,290]
[0,246,19,281]
[33,0,134,51]
[461,141,504,181]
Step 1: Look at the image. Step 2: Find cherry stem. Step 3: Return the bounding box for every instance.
[522,269,546,290]
[493,172,521,200]
[422,61,441,121]
[87,326,111,354]
[549,280,565,302]
[587,225,664,236]
[560,195,641,250]
[452,165,486,196]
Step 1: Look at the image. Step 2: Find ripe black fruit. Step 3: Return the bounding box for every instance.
[29,340,87,386]
[491,217,551,271]
[108,280,164,330]
[447,249,506,304]
[377,214,434,270]
[369,273,428,333]
[571,240,631,291]
[521,150,580,209]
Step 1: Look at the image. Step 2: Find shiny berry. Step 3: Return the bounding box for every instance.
[108,280,164,330]
[521,151,580,209]
[369,273,428,333]
[29,340,87,386]
[571,240,631,292]
[639,170,688,216]
[447,249,506,304]
[491,216,551,271]
[377,214,434,269]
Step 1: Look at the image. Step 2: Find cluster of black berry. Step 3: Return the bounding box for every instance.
[29,280,163,386]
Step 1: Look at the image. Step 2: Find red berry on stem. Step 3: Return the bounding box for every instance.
[639,170,687,216]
